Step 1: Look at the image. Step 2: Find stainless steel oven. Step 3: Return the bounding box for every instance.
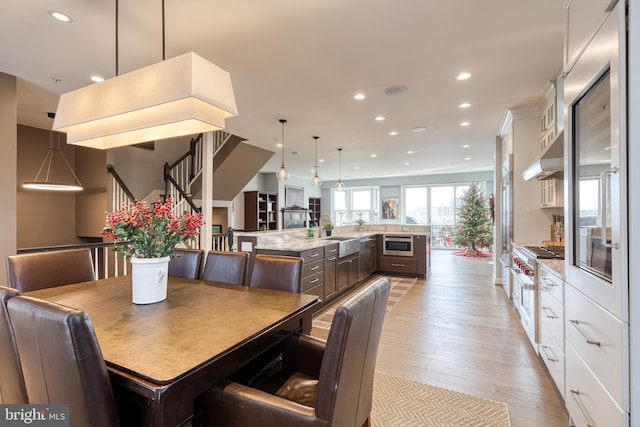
[512,246,538,353]
[383,235,413,257]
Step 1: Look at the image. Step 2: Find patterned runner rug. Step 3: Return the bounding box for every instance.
[372,373,511,427]
[312,276,417,330]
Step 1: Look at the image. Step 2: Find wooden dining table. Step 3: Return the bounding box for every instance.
[26,275,321,426]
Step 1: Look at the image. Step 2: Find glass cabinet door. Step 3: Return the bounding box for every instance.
[572,71,613,282]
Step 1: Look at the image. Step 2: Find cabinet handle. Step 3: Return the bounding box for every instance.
[309,253,320,258]
[540,277,557,287]
[309,278,320,284]
[569,319,601,346]
[391,263,405,267]
[327,256,337,261]
[569,389,596,427]
[540,306,556,319]
[540,345,557,362]
[327,248,337,253]
[309,265,320,271]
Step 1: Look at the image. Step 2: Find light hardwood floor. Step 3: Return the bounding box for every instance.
[312,249,569,426]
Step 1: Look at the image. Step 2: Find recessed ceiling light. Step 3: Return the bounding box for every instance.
[458,102,471,108]
[456,72,471,80]
[389,131,398,136]
[375,116,385,121]
[49,10,72,23]
[90,75,104,83]
[464,157,471,161]
[411,126,428,133]
[384,85,408,96]
[354,166,360,170]
[370,154,377,158]
[276,143,282,148]
[407,150,414,154]
[354,93,365,100]
[404,162,410,166]
[460,122,470,126]
[319,159,325,163]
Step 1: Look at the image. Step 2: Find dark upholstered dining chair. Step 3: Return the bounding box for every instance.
[0,286,28,404]
[248,254,303,293]
[203,277,391,427]
[168,248,204,280]
[7,295,120,426]
[201,251,249,286]
[6,248,96,292]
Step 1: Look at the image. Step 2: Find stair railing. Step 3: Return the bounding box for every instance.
[107,164,136,208]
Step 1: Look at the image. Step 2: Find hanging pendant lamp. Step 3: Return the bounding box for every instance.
[311,136,322,187]
[23,128,83,192]
[335,148,345,191]
[53,0,237,150]
[276,119,289,181]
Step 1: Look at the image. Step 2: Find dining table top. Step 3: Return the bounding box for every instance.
[26,275,321,386]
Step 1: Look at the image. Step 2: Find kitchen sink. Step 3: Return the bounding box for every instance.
[324,236,359,257]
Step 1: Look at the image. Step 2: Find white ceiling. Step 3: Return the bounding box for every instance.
[0,0,564,182]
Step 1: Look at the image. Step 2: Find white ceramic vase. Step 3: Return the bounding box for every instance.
[130,256,170,304]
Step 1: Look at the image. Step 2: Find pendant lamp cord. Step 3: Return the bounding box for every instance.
[115,0,119,76]
[162,0,166,60]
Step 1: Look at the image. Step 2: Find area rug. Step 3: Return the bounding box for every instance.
[312,276,417,330]
[372,373,511,427]
[452,248,494,258]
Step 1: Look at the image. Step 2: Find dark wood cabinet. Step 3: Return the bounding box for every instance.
[414,235,428,277]
[308,197,321,226]
[324,244,338,300]
[369,236,378,274]
[359,238,370,281]
[244,191,277,231]
[377,234,429,278]
[337,253,358,291]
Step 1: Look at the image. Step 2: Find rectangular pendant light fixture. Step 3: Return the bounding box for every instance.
[53,51,237,150]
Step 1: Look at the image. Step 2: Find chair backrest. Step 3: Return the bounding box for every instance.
[168,249,204,280]
[6,248,95,292]
[0,286,28,404]
[248,254,303,293]
[201,251,249,285]
[315,277,391,426]
[7,295,119,426]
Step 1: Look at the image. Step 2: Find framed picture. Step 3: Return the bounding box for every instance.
[382,198,399,219]
[211,224,222,234]
[285,185,305,208]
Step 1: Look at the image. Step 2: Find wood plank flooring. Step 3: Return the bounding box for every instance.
[312,249,569,426]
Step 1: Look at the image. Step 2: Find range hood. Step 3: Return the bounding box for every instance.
[523,131,564,181]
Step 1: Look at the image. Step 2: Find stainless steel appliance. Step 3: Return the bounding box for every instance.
[512,245,565,353]
[565,3,627,320]
[500,155,513,301]
[383,235,413,257]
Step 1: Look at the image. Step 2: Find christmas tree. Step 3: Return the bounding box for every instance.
[452,182,493,255]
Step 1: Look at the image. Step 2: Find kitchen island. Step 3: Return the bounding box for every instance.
[236,225,430,307]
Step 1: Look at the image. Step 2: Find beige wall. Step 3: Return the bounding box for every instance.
[0,73,17,283]
[75,146,107,238]
[16,125,84,248]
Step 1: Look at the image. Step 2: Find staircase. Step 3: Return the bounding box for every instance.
[108,130,274,250]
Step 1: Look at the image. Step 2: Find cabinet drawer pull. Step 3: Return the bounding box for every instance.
[569,389,596,427]
[540,345,557,362]
[308,253,320,258]
[569,319,601,346]
[309,278,320,284]
[327,248,337,253]
[326,256,337,261]
[391,263,405,267]
[540,306,556,319]
[309,265,320,271]
[540,277,558,287]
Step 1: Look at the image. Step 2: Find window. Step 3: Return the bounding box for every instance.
[332,187,379,226]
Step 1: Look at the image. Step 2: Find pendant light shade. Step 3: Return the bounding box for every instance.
[311,136,322,187]
[53,52,237,149]
[335,148,345,191]
[23,130,83,192]
[276,119,289,181]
